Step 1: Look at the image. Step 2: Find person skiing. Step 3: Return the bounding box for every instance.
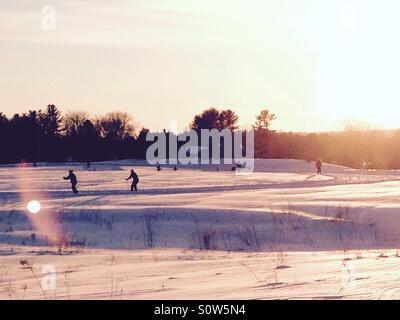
[126,169,139,192]
[63,170,78,193]
[316,159,322,175]
[156,164,161,171]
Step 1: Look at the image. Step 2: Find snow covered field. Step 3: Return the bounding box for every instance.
[2,159,400,299]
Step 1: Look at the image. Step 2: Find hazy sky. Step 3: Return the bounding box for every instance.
[1,0,400,132]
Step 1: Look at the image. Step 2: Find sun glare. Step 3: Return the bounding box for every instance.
[309,0,400,130]
[27,200,41,214]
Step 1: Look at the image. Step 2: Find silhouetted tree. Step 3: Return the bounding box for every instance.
[134,128,150,159]
[41,105,62,137]
[27,110,43,165]
[253,109,276,158]
[253,109,276,130]
[0,113,10,163]
[7,113,42,163]
[190,108,220,130]
[189,108,239,161]
[79,120,100,165]
[190,107,239,131]
[95,112,137,140]
[36,105,62,161]
[217,109,239,131]
[62,111,90,137]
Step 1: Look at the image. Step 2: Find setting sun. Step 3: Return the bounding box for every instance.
[27,200,41,214]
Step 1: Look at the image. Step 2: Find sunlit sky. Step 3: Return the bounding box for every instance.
[1,0,399,132]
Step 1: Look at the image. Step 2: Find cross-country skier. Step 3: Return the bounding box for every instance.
[63,170,78,193]
[126,169,139,192]
[316,159,322,175]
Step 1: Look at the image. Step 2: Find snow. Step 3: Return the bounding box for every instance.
[1,159,400,299]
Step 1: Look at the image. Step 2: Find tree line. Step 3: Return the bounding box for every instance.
[0,104,400,169]
[0,105,149,165]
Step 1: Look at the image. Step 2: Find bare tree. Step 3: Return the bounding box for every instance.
[95,112,138,140]
[62,111,90,136]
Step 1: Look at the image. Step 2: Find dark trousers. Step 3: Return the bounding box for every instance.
[71,183,78,193]
[131,183,138,192]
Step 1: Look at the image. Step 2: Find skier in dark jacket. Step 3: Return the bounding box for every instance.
[316,159,322,175]
[63,170,78,193]
[126,169,139,192]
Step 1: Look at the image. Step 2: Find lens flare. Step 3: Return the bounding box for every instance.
[27,200,41,214]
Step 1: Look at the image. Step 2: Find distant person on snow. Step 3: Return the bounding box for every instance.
[173,166,178,171]
[316,159,322,175]
[63,170,78,193]
[156,165,162,171]
[126,169,139,192]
